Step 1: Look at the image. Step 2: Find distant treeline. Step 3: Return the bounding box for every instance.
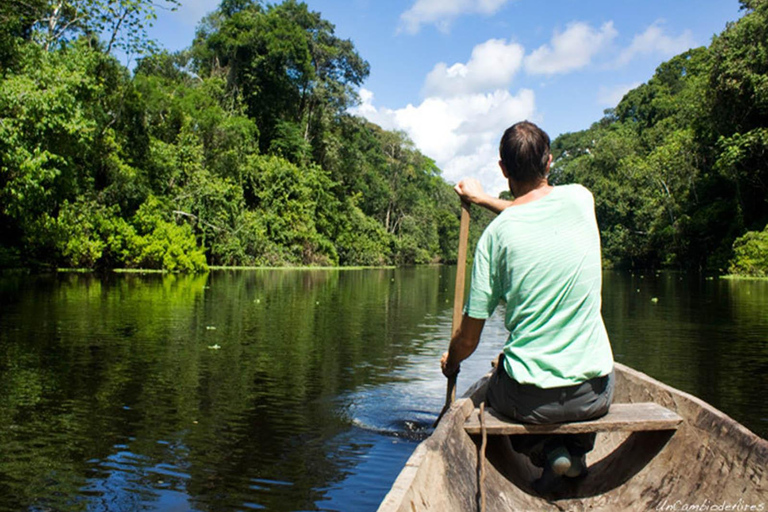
[0,0,765,275]
[550,0,768,276]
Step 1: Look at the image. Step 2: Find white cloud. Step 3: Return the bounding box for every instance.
[399,0,511,34]
[352,88,536,196]
[423,39,525,98]
[524,22,618,75]
[616,22,695,66]
[597,82,641,107]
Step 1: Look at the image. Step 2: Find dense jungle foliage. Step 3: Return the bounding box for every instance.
[0,0,491,271]
[0,0,765,274]
[550,0,768,275]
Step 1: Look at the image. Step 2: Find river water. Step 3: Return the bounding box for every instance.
[0,268,766,511]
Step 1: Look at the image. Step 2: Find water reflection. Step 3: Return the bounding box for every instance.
[0,268,460,511]
[602,271,768,438]
[0,269,765,511]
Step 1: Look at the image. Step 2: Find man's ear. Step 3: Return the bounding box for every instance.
[546,153,553,172]
[499,160,509,178]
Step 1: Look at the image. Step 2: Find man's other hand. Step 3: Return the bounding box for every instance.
[441,351,460,378]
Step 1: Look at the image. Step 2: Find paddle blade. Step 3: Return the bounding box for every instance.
[433,373,458,427]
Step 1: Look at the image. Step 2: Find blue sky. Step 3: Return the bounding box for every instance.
[145,0,743,195]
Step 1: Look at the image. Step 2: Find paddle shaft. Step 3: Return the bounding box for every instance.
[452,201,471,339]
[435,200,471,426]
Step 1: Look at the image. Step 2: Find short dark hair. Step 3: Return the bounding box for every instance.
[499,121,551,183]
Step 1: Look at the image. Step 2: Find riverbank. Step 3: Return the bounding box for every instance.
[721,274,768,281]
[2,265,762,279]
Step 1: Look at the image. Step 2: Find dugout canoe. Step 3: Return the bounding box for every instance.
[378,362,768,512]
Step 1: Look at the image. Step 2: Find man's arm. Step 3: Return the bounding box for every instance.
[454,178,513,214]
[441,314,486,376]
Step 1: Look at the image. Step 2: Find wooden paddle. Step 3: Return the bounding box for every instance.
[434,199,471,427]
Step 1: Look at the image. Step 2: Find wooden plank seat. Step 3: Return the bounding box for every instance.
[464,402,682,435]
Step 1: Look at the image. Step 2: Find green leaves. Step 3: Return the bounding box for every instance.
[130,197,208,272]
[51,197,208,272]
[715,128,768,184]
[709,1,768,135]
[241,155,338,265]
[729,224,768,276]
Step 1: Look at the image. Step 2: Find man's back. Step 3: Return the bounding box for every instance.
[465,184,614,388]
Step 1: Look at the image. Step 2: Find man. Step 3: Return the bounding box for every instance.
[441,121,614,483]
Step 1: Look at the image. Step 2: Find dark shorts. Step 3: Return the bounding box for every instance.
[485,361,615,465]
[486,363,614,424]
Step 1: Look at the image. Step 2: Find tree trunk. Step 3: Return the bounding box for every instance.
[45,0,64,51]
[106,7,130,54]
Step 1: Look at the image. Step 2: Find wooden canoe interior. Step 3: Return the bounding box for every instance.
[377,363,768,512]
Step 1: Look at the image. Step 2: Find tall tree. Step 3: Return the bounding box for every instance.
[192,0,369,154]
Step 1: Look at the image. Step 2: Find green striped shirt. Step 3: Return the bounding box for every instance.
[465,184,614,388]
